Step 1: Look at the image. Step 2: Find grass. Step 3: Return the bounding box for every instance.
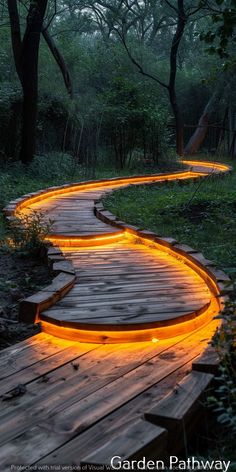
[103,157,236,276]
[0,151,180,240]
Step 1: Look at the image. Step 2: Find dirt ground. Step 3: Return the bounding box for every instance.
[0,250,51,350]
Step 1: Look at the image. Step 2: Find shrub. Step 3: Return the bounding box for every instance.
[5,211,54,256]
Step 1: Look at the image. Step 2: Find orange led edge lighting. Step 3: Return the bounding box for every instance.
[6,160,230,343]
[40,296,219,344]
[10,160,230,216]
[46,231,125,247]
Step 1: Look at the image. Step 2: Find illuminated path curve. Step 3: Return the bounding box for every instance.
[0,160,232,468]
[5,159,231,343]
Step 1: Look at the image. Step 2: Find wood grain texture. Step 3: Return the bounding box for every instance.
[145,371,214,453]
[39,239,213,336]
[0,319,218,468]
[0,160,230,469]
[81,420,167,466]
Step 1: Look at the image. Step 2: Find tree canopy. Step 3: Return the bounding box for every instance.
[0,0,235,166]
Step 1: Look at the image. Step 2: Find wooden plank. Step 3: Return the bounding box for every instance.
[75,268,203,278]
[68,250,183,260]
[70,261,185,269]
[0,334,75,381]
[72,265,202,275]
[52,230,120,236]
[0,333,49,369]
[69,278,208,288]
[74,274,205,285]
[70,260,190,268]
[192,347,220,374]
[72,265,184,272]
[81,420,167,467]
[67,286,209,296]
[0,338,178,431]
[47,296,207,310]
[56,290,209,304]
[19,273,76,323]
[58,286,210,301]
[145,371,214,453]
[63,286,209,297]
[70,256,201,272]
[75,277,205,288]
[42,306,208,325]
[0,321,218,466]
[0,343,97,397]
[36,363,191,466]
[42,301,207,320]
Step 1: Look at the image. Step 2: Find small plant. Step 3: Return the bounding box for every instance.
[5,210,54,256]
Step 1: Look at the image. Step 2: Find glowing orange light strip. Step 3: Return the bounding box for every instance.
[126,232,220,298]
[47,232,125,247]
[8,159,230,343]
[40,295,220,343]
[182,160,230,172]
[12,160,230,216]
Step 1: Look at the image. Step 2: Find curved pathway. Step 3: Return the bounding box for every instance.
[0,159,232,468]
[6,159,230,343]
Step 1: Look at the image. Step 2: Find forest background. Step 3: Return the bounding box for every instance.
[0,0,235,459]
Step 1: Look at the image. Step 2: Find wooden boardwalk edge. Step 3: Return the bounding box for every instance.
[0,159,233,467]
[81,371,214,466]
[6,160,232,337]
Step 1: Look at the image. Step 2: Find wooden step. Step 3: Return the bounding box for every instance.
[144,371,214,453]
[192,347,220,374]
[81,420,167,467]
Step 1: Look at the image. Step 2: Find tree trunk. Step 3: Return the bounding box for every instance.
[19,1,48,164]
[169,87,184,156]
[7,0,23,84]
[168,0,186,156]
[42,28,74,99]
[184,75,232,155]
[184,93,221,155]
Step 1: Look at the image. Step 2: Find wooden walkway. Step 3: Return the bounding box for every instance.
[0,322,219,469]
[0,160,232,468]
[41,240,213,342]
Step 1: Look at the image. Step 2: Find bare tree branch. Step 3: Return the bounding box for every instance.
[115,25,168,89]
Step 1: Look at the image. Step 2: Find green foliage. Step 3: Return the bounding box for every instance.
[0,83,22,162]
[103,163,236,269]
[101,75,171,168]
[200,0,236,61]
[28,152,84,180]
[0,153,87,243]
[5,211,54,256]
[0,153,86,209]
[0,150,180,247]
